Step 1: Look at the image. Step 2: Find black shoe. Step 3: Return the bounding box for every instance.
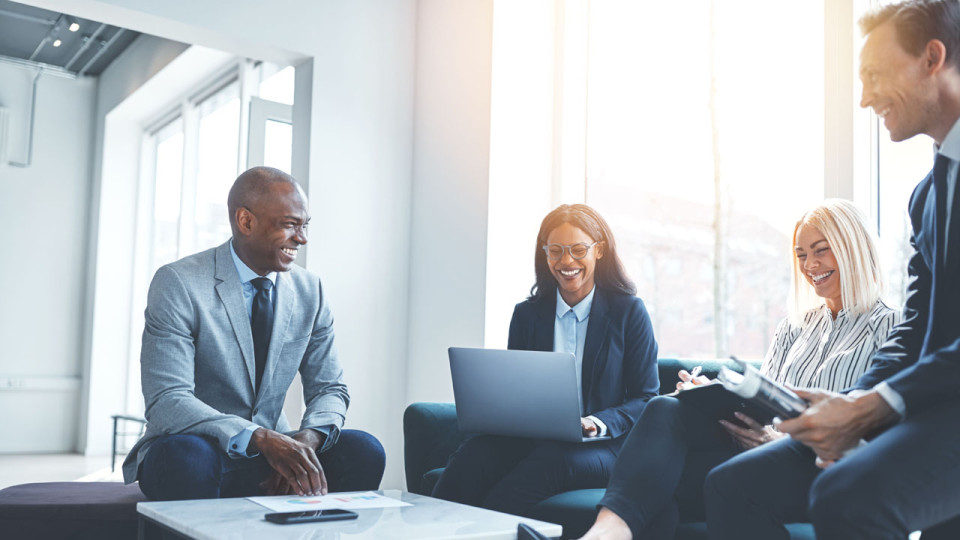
[518,523,552,540]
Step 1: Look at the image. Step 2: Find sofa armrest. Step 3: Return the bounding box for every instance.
[403,402,471,495]
[656,358,747,394]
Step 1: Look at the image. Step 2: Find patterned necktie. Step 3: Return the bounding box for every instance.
[250,277,274,393]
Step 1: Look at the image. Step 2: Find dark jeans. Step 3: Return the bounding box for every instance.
[138,429,385,501]
[598,395,739,539]
[703,398,960,540]
[431,434,619,517]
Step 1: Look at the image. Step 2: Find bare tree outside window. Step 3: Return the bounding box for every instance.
[583,1,824,360]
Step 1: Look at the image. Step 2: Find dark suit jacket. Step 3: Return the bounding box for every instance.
[855,166,960,412]
[507,287,659,439]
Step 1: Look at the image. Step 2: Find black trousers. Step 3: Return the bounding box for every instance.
[598,395,739,539]
[431,434,619,517]
[704,398,960,540]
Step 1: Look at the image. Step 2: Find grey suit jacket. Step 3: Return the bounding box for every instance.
[122,240,349,483]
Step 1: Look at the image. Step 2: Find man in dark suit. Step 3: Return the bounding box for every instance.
[702,2,960,538]
[123,167,385,500]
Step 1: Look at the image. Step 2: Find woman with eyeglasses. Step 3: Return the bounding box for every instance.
[431,204,660,518]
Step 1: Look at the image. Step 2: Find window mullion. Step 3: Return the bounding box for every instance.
[238,59,257,175]
[553,0,589,205]
[179,100,200,258]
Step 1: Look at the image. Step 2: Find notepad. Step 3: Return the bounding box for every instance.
[674,383,778,425]
[248,491,412,513]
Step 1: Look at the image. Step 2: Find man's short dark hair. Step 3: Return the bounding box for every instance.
[226,167,299,233]
[860,0,960,72]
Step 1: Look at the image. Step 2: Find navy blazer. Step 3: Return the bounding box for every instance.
[855,166,960,412]
[507,287,659,439]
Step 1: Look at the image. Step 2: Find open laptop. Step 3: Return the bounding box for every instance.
[448,347,611,443]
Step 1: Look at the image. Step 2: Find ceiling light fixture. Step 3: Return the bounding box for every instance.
[69,22,80,32]
[53,39,62,47]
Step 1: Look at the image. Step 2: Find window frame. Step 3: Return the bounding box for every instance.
[123,59,293,417]
[485,0,861,358]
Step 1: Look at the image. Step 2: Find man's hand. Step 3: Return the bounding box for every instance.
[777,389,898,466]
[250,429,327,496]
[719,412,786,450]
[581,417,599,437]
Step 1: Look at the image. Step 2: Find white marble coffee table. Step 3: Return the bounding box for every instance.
[137,489,562,539]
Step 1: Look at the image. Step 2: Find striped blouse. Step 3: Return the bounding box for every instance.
[760,299,899,392]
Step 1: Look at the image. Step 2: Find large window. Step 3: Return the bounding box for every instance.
[860,0,934,308]
[583,2,825,360]
[192,82,242,255]
[150,119,185,274]
[875,127,932,307]
[123,61,295,416]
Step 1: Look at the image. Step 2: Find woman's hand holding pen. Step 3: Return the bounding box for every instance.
[675,366,712,392]
[719,412,786,450]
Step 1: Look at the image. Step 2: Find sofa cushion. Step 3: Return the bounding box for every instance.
[670,523,815,540]
[531,489,604,537]
[0,481,146,540]
[528,487,815,540]
[404,402,471,495]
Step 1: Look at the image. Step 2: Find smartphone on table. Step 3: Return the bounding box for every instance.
[264,509,359,524]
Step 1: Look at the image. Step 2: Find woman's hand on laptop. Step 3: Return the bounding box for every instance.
[581,417,599,437]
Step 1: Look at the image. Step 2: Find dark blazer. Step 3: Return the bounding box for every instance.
[507,287,659,439]
[854,166,960,412]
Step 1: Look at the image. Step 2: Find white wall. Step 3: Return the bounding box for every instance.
[484,1,560,350]
[297,3,416,490]
[406,0,495,405]
[24,0,501,490]
[82,35,232,456]
[29,0,421,489]
[0,63,96,452]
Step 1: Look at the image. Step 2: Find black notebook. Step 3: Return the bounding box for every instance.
[674,383,778,425]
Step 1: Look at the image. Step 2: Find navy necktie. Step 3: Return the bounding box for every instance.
[943,156,960,270]
[250,277,274,393]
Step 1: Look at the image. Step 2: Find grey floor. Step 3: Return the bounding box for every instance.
[0,453,122,490]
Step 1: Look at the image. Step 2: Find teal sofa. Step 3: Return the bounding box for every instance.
[403,358,816,539]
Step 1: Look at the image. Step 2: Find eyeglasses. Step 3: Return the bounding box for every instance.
[542,242,598,261]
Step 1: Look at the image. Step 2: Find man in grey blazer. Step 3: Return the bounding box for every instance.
[122,166,385,500]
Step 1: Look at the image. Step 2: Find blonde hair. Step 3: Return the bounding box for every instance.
[788,199,885,325]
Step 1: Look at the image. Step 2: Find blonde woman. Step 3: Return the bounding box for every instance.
[578,199,898,540]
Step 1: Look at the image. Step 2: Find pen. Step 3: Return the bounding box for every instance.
[677,365,703,391]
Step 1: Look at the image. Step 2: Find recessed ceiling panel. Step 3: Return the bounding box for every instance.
[0,0,140,75]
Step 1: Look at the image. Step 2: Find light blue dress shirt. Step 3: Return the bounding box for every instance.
[554,287,607,436]
[227,241,278,458]
[230,241,278,318]
[937,115,960,260]
[226,242,335,457]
